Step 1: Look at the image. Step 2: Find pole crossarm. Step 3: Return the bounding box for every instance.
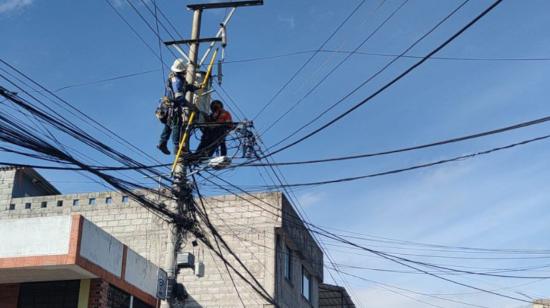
[164,37,222,46]
[187,0,263,10]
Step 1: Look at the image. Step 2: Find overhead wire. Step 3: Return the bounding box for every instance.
[122,0,178,59]
[252,0,368,120]
[259,0,414,136]
[104,0,170,69]
[253,133,550,188]
[224,49,550,65]
[0,58,168,171]
[264,0,505,159]
[197,172,548,304]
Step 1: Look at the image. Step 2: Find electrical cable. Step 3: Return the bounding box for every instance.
[104,0,170,69]
[224,49,550,64]
[264,0,504,159]
[122,0,178,59]
[259,0,415,136]
[254,133,550,188]
[252,0,368,120]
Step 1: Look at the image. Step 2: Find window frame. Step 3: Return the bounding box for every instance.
[301,266,311,302]
[283,245,292,282]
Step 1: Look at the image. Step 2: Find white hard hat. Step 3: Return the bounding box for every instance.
[171,58,187,73]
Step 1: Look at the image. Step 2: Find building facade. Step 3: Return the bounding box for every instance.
[0,214,163,308]
[0,167,332,307]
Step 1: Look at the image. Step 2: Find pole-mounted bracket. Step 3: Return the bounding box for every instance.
[164,37,222,46]
[187,0,263,10]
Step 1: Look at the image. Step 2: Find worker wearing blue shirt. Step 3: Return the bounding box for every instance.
[158,58,199,155]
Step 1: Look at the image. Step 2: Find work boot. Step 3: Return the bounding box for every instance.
[157,143,170,155]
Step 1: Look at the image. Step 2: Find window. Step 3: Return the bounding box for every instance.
[9,204,15,210]
[302,267,311,302]
[105,197,113,205]
[40,201,47,208]
[107,285,131,308]
[25,202,31,209]
[122,196,129,203]
[72,199,79,206]
[56,200,63,207]
[284,245,292,281]
[88,198,96,205]
[18,280,80,308]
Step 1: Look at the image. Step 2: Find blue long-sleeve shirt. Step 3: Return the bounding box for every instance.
[166,73,198,103]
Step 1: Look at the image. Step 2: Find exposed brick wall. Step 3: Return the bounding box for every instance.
[0,284,20,308]
[88,279,109,308]
[0,169,16,210]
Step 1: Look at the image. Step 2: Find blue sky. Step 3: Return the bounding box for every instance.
[2,0,550,307]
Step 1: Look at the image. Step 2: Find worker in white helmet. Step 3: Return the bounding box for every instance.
[157,58,199,155]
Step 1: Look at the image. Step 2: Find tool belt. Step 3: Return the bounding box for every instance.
[155,96,172,124]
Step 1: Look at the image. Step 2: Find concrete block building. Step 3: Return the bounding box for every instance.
[0,167,350,307]
[0,214,164,308]
[534,299,550,308]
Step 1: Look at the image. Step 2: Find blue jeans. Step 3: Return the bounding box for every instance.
[159,108,182,150]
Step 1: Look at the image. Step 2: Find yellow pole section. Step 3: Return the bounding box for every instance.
[201,48,218,88]
[171,111,196,172]
[171,49,219,173]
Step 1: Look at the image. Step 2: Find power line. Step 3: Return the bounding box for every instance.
[52,69,159,92]
[224,49,550,64]
[104,0,169,69]
[264,0,504,159]
[194,173,544,304]
[310,226,533,303]
[0,58,167,169]
[259,0,414,136]
[122,0,178,59]
[328,267,490,308]
[264,0,468,146]
[244,115,550,167]
[8,114,550,175]
[252,0,368,120]
[256,133,550,188]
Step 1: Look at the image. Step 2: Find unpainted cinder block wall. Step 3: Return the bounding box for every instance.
[0,168,323,308]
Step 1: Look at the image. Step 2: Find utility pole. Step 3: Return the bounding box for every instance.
[160,9,201,308]
[161,2,263,307]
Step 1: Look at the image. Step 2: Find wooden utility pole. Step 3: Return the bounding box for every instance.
[161,2,263,307]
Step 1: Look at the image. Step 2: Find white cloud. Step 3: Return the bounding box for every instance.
[0,0,33,14]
